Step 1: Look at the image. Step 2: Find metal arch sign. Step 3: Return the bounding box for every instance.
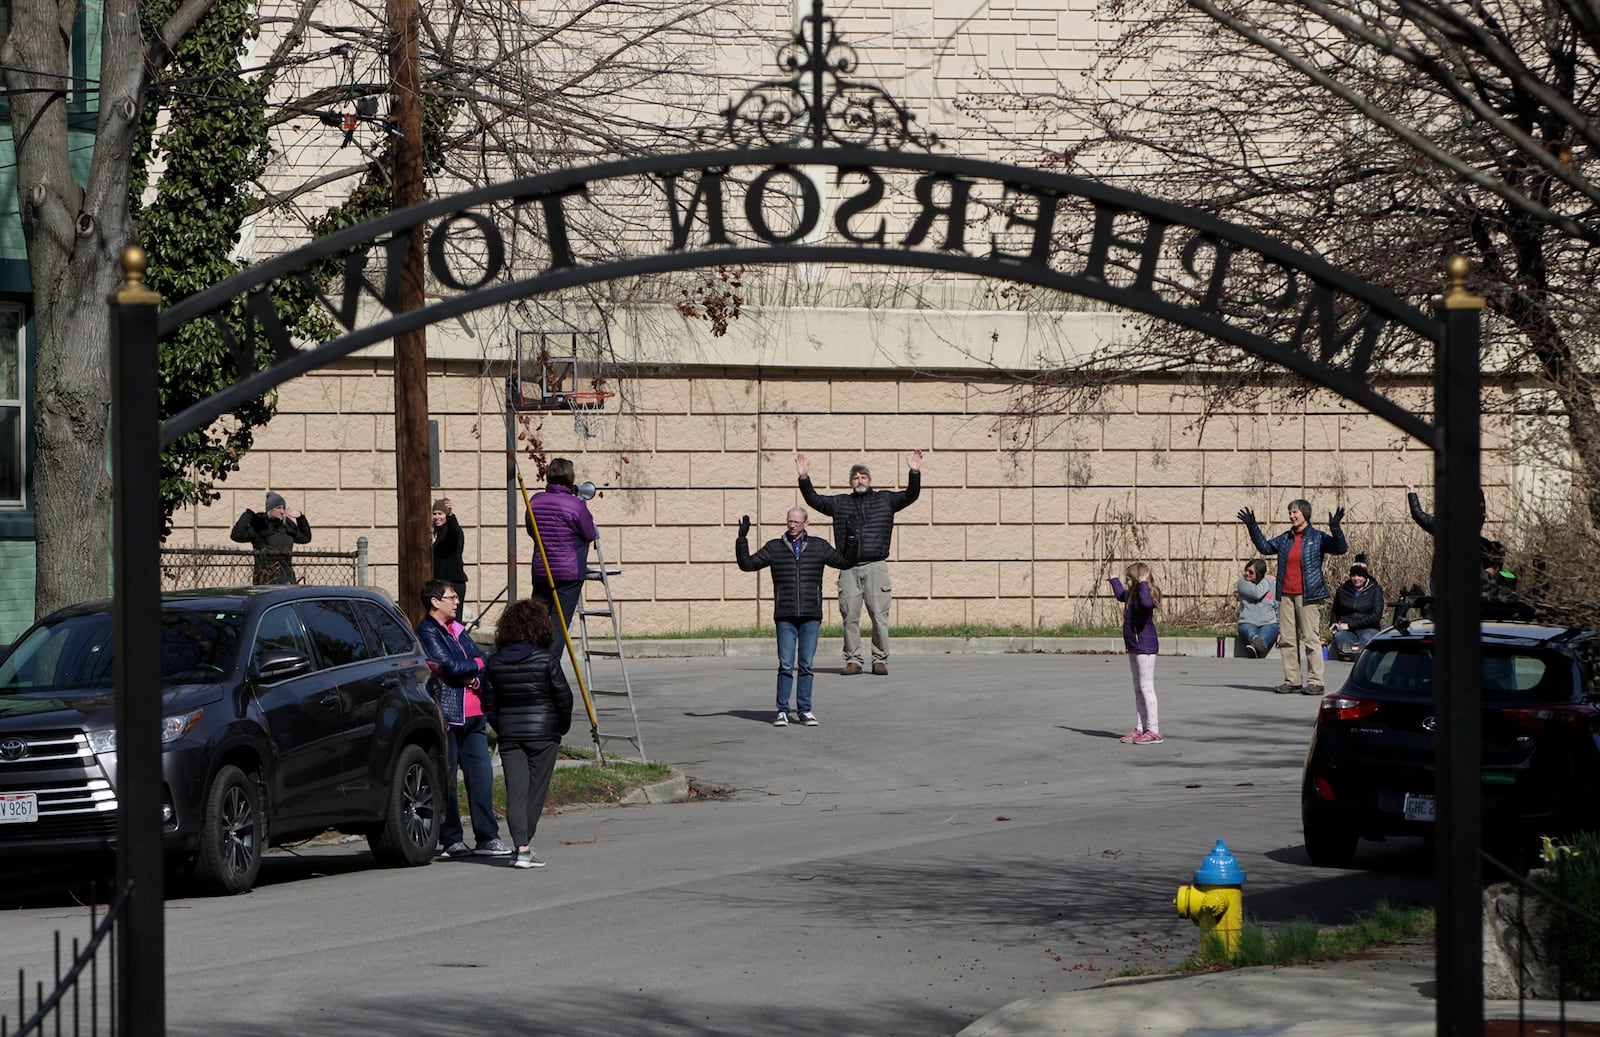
[157,145,1442,449]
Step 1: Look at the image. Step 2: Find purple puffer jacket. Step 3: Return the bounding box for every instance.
[1108,577,1160,655]
[524,484,599,583]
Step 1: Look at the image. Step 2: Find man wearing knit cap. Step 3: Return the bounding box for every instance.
[230,491,312,585]
[796,449,924,676]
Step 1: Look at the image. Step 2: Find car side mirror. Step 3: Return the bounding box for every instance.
[254,648,314,683]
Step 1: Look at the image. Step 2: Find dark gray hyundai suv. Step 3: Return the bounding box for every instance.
[0,587,446,894]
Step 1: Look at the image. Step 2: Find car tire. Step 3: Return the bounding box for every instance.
[195,765,264,895]
[1302,794,1360,868]
[368,744,441,867]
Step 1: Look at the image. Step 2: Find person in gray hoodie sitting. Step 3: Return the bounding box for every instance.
[1236,558,1279,658]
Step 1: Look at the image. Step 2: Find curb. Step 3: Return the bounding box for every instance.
[615,636,1257,659]
[617,769,690,806]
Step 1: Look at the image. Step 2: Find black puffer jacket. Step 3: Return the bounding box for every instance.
[798,472,920,565]
[432,514,468,586]
[482,641,572,741]
[1329,577,1386,631]
[736,532,848,621]
[1406,491,1505,570]
[229,510,313,584]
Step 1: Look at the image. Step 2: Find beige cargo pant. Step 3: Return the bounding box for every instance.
[839,560,892,666]
[1279,593,1326,688]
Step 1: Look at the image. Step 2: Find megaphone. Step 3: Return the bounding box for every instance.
[576,481,596,501]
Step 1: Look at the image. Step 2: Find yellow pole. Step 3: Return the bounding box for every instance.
[516,470,603,763]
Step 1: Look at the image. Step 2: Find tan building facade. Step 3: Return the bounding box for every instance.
[161,299,1513,634]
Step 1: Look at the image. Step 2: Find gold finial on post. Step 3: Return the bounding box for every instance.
[1442,254,1485,311]
[116,244,162,305]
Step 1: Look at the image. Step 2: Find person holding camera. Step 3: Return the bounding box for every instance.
[735,508,850,726]
[230,491,312,585]
[796,449,924,676]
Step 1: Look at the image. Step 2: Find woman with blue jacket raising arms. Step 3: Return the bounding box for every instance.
[1237,499,1348,696]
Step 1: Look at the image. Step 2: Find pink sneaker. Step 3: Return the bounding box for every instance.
[1133,730,1165,744]
[1119,730,1141,743]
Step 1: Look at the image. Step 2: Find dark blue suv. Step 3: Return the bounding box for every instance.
[0,587,446,893]
[1301,616,1600,867]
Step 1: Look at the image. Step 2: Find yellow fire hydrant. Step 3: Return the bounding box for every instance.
[1174,839,1247,957]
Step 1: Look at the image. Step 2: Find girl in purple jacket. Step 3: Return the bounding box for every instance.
[1108,563,1164,745]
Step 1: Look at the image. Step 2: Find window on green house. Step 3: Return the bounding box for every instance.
[0,306,22,507]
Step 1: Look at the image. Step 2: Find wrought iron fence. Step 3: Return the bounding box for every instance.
[159,537,369,590]
[1,882,128,1037]
[1482,848,1600,1034]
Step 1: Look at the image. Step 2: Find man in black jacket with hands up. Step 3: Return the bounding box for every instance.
[736,508,849,727]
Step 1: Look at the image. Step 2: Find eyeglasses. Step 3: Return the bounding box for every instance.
[437,594,460,602]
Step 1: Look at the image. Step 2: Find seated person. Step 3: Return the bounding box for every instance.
[1237,558,1279,658]
[1329,555,1385,659]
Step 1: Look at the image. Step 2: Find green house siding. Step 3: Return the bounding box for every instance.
[0,539,35,642]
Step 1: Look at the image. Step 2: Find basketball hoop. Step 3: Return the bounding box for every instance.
[563,390,614,410]
[565,390,614,441]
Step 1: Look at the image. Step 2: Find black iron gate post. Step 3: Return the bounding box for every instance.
[1434,255,1484,1037]
[110,246,165,1037]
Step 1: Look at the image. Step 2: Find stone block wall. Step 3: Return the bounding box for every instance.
[161,354,1502,635]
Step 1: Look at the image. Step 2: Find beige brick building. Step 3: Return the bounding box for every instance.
[162,299,1515,634]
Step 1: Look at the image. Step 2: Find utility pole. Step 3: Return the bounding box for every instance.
[388,0,429,622]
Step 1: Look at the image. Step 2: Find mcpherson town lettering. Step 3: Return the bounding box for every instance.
[202,158,1391,385]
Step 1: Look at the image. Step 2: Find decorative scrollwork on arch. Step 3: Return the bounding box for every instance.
[710,0,937,151]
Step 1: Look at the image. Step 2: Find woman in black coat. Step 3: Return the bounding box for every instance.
[431,498,469,602]
[482,598,573,869]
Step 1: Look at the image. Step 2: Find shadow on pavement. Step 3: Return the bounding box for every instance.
[170,988,969,1037]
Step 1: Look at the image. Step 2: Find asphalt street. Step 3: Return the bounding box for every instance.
[0,650,1436,1037]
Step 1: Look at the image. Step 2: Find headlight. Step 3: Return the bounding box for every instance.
[160,710,203,743]
[86,709,204,754]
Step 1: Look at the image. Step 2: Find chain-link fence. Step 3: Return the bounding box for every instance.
[159,538,369,590]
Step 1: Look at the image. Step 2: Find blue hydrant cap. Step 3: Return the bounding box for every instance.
[1193,839,1248,884]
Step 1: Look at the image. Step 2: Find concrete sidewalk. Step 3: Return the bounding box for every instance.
[958,953,1600,1035]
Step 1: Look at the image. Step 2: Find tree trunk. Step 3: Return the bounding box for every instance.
[389,0,429,625]
[5,0,148,615]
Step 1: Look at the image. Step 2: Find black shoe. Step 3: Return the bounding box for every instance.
[1275,683,1298,695]
[1251,636,1269,657]
[1244,643,1257,658]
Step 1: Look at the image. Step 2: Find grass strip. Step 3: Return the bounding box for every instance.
[1115,902,1435,977]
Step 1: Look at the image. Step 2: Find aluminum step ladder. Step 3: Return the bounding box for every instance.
[575,536,646,762]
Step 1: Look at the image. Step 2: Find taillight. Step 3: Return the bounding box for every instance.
[1500,705,1595,730]
[1317,693,1381,725]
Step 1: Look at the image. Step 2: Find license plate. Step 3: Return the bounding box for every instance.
[0,793,37,824]
[1403,793,1436,823]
